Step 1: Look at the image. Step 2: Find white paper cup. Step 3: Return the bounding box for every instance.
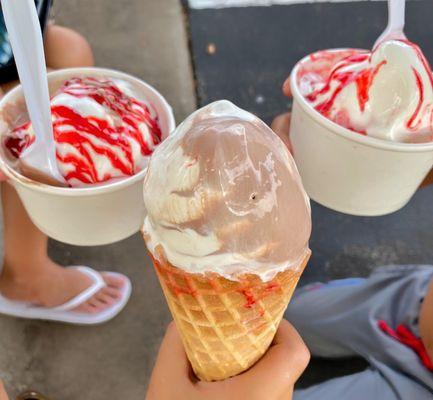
[0,67,176,245]
[290,52,433,216]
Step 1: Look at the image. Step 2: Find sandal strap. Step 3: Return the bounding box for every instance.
[50,266,106,312]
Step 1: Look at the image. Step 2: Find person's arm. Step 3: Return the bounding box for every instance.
[146,320,310,400]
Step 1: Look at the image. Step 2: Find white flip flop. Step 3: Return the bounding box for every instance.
[0,266,132,325]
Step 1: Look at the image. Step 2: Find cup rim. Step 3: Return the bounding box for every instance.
[0,67,176,196]
[290,49,433,154]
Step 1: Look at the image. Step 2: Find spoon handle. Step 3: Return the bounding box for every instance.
[1,0,54,151]
[374,0,406,49]
[388,0,406,34]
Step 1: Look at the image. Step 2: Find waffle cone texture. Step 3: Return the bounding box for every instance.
[149,245,310,381]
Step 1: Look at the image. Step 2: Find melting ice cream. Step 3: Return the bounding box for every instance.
[143,100,311,281]
[297,40,433,143]
[4,76,162,186]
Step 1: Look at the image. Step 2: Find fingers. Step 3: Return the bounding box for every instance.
[146,322,194,399]
[271,113,292,153]
[221,320,309,399]
[250,319,310,383]
[272,320,310,380]
[148,320,308,400]
[283,76,292,97]
[420,168,433,188]
[155,322,191,376]
[274,68,295,144]
[0,380,9,400]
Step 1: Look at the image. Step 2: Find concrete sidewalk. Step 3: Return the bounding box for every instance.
[0,1,196,399]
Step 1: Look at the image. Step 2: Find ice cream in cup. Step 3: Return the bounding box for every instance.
[290,40,433,216]
[0,67,175,246]
[142,100,312,381]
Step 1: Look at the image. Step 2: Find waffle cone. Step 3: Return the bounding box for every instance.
[149,245,310,381]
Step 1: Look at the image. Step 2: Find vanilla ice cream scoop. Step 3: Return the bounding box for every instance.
[4,76,162,186]
[298,40,433,143]
[143,100,311,281]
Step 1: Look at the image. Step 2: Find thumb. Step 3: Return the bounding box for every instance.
[146,321,194,399]
[271,319,310,382]
[229,319,310,399]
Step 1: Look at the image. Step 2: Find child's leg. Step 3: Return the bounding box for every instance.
[1,25,93,93]
[0,25,123,313]
[286,279,367,358]
[287,266,433,394]
[294,362,432,400]
[44,25,94,68]
[0,182,122,311]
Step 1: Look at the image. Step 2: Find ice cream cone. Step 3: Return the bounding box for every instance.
[142,101,312,381]
[148,243,310,381]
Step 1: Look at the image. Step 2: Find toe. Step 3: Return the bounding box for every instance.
[102,273,126,289]
[74,301,100,314]
[73,296,110,314]
[101,286,122,300]
[72,272,126,314]
[87,297,108,312]
[95,292,115,306]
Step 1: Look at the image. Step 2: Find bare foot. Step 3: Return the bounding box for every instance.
[271,112,292,153]
[0,260,125,314]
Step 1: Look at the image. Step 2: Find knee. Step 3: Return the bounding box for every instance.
[44,25,94,69]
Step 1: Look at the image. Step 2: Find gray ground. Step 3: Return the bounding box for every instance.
[0,1,196,398]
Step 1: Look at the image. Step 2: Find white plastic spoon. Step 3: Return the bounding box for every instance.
[1,0,65,185]
[374,0,407,49]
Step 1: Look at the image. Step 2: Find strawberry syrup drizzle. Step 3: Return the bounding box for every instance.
[5,77,162,185]
[161,272,282,311]
[151,253,198,297]
[300,40,433,136]
[396,40,433,132]
[153,250,282,316]
[238,281,281,312]
[407,67,424,131]
[3,121,34,158]
[399,39,433,89]
[356,60,387,112]
[308,53,386,122]
[240,288,256,308]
